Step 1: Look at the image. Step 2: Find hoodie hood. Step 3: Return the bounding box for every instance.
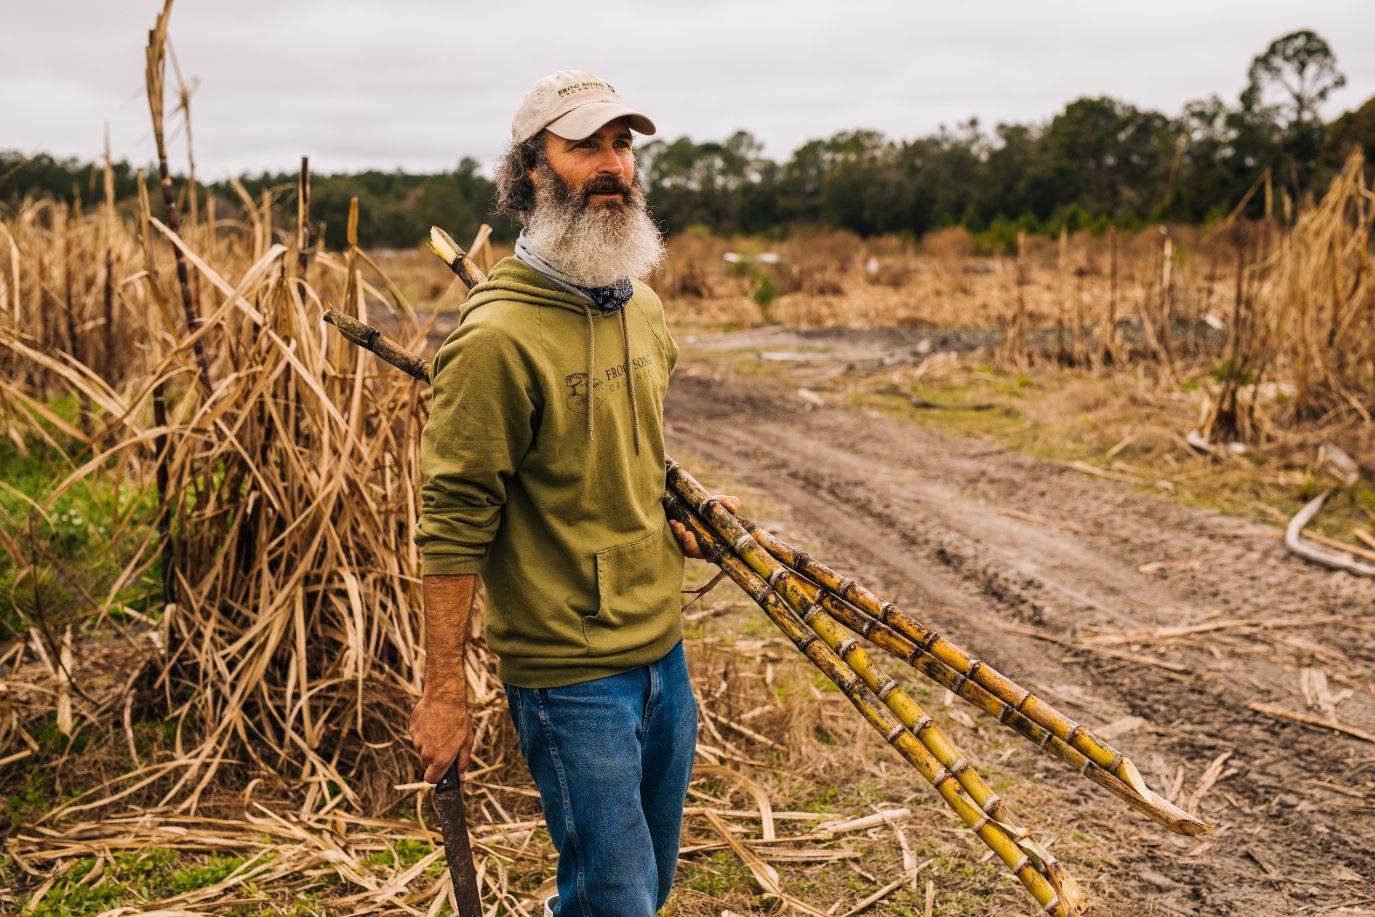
[461,256,594,320]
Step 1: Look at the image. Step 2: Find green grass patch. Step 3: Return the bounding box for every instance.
[0,413,159,639]
[364,838,440,873]
[681,850,758,897]
[21,849,283,916]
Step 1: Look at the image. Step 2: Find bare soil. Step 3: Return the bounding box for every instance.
[665,354,1375,916]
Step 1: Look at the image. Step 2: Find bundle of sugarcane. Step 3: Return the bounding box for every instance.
[322,225,1210,916]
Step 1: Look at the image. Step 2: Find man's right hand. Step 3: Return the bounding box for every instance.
[408,687,475,784]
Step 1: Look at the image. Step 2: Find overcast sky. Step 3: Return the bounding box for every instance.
[4,1,1373,179]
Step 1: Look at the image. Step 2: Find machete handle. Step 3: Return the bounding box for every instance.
[436,759,462,792]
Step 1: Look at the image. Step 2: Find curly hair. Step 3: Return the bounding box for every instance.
[494,131,548,218]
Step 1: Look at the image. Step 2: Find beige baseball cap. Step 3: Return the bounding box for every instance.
[512,69,656,143]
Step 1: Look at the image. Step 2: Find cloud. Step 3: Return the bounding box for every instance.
[5,0,1373,178]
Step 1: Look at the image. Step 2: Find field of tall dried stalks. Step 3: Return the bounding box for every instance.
[0,145,568,906]
[0,15,531,910]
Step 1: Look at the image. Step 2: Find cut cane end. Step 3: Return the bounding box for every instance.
[1083,764,1212,835]
[1128,786,1211,836]
[1142,787,1212,836]
[1113,760,1210,833]
[428,226,459,263]
[321,309,371,348]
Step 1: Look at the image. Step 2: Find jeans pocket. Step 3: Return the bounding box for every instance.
[505,685,529,756]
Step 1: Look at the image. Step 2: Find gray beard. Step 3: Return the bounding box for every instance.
[521,166,665,288]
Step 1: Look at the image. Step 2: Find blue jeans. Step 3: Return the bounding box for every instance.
[504,641,697,917]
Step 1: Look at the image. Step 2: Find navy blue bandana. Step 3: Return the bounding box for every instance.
[583,277,633,311]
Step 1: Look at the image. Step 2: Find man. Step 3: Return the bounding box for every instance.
[408,70,736,917]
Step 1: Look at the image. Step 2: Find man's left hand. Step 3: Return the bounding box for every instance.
[670,494,740,559]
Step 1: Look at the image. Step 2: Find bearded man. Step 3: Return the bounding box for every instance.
[408,71,735,917]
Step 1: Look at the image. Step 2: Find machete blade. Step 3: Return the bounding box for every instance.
[433,760,483,917]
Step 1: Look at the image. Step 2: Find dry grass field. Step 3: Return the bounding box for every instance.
[3,5,1375,912]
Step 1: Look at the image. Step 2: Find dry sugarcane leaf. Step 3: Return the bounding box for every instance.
[1183,751,1233,814]
[1001,621,1189,675]
[1248,702,1375,745]
[817,808,911,836]
[693,763,777,841]
[55,627,73,736]
[838,875,908,917]
[702,809,829,917]
[1300,527,1375,564]
[1068,459,1174,491]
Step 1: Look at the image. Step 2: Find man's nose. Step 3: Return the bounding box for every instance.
[593,145,625,175]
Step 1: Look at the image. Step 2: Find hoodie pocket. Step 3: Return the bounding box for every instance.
[585,521,680,655]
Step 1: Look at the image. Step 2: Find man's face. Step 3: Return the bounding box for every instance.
[534,117,636,208]
[519,115,664,287]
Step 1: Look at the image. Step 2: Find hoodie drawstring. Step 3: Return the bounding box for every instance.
[584,306,594,442]
[581,304,641,454]
[620,307,641,454]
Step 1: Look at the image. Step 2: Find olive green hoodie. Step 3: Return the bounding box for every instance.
[415,257,684,688]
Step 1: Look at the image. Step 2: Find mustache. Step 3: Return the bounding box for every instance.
[582,175,632,200]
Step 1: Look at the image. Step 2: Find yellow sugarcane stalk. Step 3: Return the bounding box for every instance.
[737,518,1209,836]
[662,492,1083,916]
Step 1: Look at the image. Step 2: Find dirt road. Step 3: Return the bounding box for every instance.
[665,360,1375,916]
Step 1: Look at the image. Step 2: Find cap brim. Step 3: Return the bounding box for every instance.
[546,101,656,140]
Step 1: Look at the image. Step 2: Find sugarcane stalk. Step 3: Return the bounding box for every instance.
[662,493,1080,917]
[665,465,1086,912]
[804,573,1207,834]
[145,0,213,396]
[101,129,117,382]
[668,468,1033,833]
[738,517,1163,805]
[428,226,488,290]
[296,156,312,279]
[322,308,430,382]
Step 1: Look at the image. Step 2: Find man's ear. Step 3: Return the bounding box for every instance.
[527,130,551,188]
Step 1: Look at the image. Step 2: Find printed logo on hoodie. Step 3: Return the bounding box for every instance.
[564,372,607,414]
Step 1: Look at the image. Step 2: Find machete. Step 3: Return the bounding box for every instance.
[433,759,483,916]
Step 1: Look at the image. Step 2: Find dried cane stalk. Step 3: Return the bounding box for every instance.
[145,0,211,395]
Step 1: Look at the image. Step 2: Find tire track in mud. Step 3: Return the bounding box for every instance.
[666,365,1375,916]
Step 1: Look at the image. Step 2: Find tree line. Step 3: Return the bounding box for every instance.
[2,30,1371,251]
